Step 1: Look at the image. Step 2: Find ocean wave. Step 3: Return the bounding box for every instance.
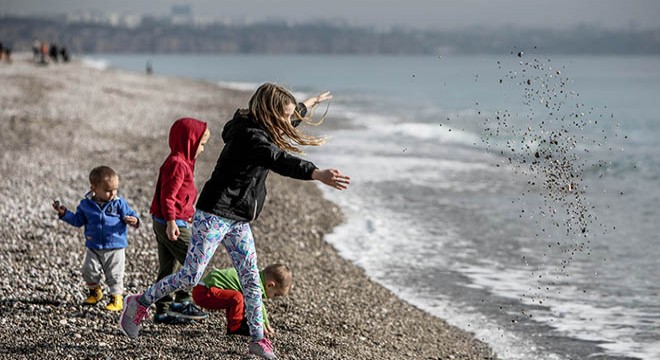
[318,200,564,360]
[215,81,260,92]
[461,262,657,359]
[80,57,109,70]
[329,107,485,147]
[215,81,312,102]
[381,122,482,145]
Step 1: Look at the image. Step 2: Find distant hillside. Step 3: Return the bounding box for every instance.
[1,16,659,55]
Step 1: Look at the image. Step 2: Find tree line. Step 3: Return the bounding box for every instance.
[1,16,659,55]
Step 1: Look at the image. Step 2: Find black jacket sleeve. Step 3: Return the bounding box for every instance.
[251,131,317,180]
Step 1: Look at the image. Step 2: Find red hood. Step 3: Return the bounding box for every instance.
[169,118,208,165]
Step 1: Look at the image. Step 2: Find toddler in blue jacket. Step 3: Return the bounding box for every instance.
[53,165,140,311]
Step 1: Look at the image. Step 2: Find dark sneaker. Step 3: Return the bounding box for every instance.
[167,302,208,320]
[227,318,250,336]
[153,313,195,325]
[119,294,149,338]
[248,338,277,359]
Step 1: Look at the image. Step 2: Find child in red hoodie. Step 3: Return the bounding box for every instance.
[149,118,211,324]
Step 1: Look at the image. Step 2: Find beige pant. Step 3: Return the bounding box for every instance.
[81,247,125,295]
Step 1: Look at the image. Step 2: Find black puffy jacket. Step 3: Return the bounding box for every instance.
[196,107,317,221]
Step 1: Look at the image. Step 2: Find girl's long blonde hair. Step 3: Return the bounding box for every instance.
[248,83,326,154]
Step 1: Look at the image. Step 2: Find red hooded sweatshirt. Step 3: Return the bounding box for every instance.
[150,118,208,222]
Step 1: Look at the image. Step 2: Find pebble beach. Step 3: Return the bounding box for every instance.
[0,56,496,360]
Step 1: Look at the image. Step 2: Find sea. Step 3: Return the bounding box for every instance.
[83,53,660,360]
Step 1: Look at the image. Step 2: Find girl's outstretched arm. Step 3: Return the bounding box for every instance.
[312,168,350,190]
[302,91,332,109]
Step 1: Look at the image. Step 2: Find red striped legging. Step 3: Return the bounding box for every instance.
[192,284,244,332]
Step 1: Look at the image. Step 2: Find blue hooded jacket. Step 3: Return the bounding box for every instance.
[60,192,139,250]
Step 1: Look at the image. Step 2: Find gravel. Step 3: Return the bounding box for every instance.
[0,57,497,360]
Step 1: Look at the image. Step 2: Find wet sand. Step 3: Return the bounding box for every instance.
[0,56,496,359]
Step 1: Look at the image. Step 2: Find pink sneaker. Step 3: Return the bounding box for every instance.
[119,294,149,338]
[248,338,277,359]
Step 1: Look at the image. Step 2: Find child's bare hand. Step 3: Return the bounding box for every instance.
[264,324,275,338]
[124,216,139,228]
[303,91,332,109]
[52,200,66,216]
[314,91,333,104]
[166,220,180,240]
[312,168,350,190]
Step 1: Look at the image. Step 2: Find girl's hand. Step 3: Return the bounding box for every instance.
[265,324,275,338]
[303,91,332,109]
[312,169,350,190]
[166,220,180,240]
[124,216,139,228]
[52,200,66,217]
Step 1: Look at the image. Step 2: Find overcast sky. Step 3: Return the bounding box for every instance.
[1,0,659,30]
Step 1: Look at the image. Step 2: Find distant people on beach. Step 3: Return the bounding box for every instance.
[32,39,41,62]
[148,118,210,325]
[192,264,293,338]
[0,42,11,64]
[31,39,70,65]
[60,47,70,62]
[146,60,153,75]
[49,44,59,63]
[40,42,49,64]
[52,166,140,312]
[119,83,350,360]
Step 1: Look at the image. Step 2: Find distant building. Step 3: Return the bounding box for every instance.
[122,15,142,29]
[65,10,142,28]
[171,4,193,25]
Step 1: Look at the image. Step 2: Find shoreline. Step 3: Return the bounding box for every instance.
[0,57,496,359]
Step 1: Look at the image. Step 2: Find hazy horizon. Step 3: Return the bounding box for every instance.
[1,0,659,31]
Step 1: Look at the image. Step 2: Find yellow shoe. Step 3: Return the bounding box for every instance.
[105,294,123,312]
[83,286,103,305]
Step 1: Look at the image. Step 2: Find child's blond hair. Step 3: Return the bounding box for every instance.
[249,83,325,154]
[263,263,293,290]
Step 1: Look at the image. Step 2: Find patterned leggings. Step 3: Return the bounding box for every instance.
[141,209,264,340]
